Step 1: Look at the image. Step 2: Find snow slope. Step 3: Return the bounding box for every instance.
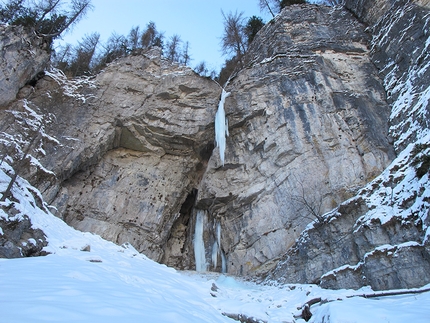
[1,164,430,323]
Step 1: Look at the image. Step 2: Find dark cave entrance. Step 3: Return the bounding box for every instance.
[161,188,198,269]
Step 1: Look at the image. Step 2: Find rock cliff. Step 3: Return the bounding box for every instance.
[0,24,50,108]
[266,0,430,290]
[197,4,393,276]
[1,0,427,291]
[0,5,393,272]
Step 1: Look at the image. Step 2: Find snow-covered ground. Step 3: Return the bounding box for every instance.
[1,165,429,323]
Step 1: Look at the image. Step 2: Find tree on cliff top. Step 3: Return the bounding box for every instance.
[259,0,308,17]
[221,10,247,67]
[0,0,93,41]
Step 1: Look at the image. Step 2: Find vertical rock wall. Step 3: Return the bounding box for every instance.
[1,4,402,279]
[194,5,394,276]
[0,24,50,108]
[266,0,430,290]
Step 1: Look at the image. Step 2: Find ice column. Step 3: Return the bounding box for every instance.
[215,89,230,166]
[194,210,207,272]
[211,222,222,269]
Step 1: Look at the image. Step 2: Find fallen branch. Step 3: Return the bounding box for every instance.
[348,286,430,299]
[295,297,325,322]
[222,312,267,323]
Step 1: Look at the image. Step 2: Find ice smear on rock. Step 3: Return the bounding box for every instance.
[194,209,207,272]
[215,89,230,166]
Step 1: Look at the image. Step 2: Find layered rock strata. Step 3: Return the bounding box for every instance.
[196,4,394,276]
[1,3,398,281]
[266,0,430,290]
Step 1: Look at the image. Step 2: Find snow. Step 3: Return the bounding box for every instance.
[310,292,430,323]
[1,5,430,321]
[215,89,230,166]
[1,155,430,323]
[44,68,97,103]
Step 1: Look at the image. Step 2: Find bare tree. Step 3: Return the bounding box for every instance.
[44,0,93,38]
[93,32,128,72]
[221,10,247,66]
[0,0,93,40]
[181,41,191,65]
[286,175,326,224]
[52,43,73,71]
[166,34,182,62]
[194,61,208,76]
[69,32,100,76]
[141,21,163,49]
[258,0,279,17]
[127,26,141,51]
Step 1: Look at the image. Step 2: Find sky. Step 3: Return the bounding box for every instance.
[57,0,273,73]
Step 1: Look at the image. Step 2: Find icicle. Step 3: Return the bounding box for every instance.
[212,222,222,270]
[216,222,221,248]
[211,241,218,269]
[194,210,207,272]
[215,89,230,166]
[221,250,227,274]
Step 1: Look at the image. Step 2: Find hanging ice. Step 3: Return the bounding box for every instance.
[194,210,207,272]
[221,250,227,274]
[211,241,218,269]
[211,222,222,269]
[215,89,230,166]
[216,222,221,249]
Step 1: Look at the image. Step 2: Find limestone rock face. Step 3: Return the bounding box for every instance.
[0,5,398,278]
[30,50,221,264]
[0,24,50,107]
[267,1,430,290]
[194,5,393,276]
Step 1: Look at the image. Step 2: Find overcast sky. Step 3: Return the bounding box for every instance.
[57,0,273,73]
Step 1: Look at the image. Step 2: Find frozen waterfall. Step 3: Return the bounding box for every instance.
[211,222,226,272]
[194,210,207,272]
[211,222,222,269]
[215,89,230,166]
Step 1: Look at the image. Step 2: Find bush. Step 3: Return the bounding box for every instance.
[411,143,430,178]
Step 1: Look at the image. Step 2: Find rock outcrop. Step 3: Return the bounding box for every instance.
[266,0,430,290]
[0,5,396,277]
[12,49,221,264]
[0,24,50,107]
[0,215,48,258]
[195,4,394,276]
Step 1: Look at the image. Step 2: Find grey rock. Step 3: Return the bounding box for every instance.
[266,0,430,290]
[0,6,394,275]
[0,24,50,107]
[0,214,48,258]
[195,5,393,276]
